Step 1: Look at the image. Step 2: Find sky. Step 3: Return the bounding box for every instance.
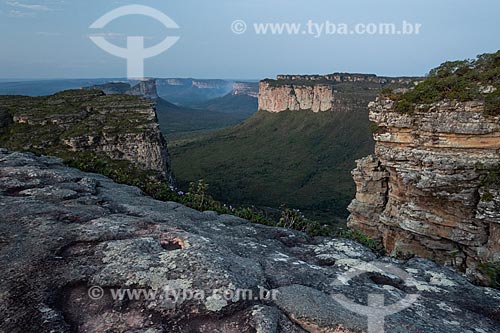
[0,0,499,79]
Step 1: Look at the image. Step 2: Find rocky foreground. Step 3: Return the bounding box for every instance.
[1,149,499,332]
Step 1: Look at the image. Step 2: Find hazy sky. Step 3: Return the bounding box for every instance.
[0,0,499,79]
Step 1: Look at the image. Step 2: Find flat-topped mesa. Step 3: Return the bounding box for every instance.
[192,79,231,90]
[259,73,418,113]
[0,89,173,182]
[157,78,231,90]
[276,73,417,85]
[348,97,500,285]
[85,79,159,100]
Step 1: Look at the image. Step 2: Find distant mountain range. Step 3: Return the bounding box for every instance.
[0,79,119,96]
[0,78,259,102]
[156,79,258,107]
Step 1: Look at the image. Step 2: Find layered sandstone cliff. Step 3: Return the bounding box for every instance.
[348,98,500,284]
[0,90,172,182]
[232,81,259,98]
[259,74,417,113]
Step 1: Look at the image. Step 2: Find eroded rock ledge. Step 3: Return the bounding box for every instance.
[0,90,172,182]
[1,149,499,332]
[348,98,500,285]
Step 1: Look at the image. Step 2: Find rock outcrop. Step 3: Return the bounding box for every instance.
[1,149,500,332]
[348,98,500,284]
[85,79,160,100]
[259,74,417,113]
[0,90,172,182]
[127,79,159,99]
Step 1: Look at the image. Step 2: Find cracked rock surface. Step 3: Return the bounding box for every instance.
[1,149,499,333]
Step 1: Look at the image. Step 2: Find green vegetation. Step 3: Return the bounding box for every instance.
[481,192,494,202]
[390,50,500,114]
[169,107,376,224]
[0,90,166,194]
[484,90,500,116]
[191,93,258,117]
[65,154,161,190]
[155,97,257,140]
[0,89,384,253]
[84,82,131,94]
[109,173,381,249]
[153,178,382,249]
[336,229,385,255]
[479,167,499,202]
[276,206,330,237]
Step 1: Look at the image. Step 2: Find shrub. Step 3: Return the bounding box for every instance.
[234,207,274,225]
[485,89,500,116]
[368,122,380,133]
[395,99,414,113]
[61,158,377,243]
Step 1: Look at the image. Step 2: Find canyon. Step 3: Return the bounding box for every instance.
[1,65,499,332]
[232,81,259,98]
[171,73,407,222]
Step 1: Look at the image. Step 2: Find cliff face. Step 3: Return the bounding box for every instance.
[348,98,500,284]
[192,79,231,90]
[156,78,234,105]
[0,90,172,182]
[232,82,259,98]
[86,79,159,100]
[127,79,159,99]
[259,74,417,113]
[1,149,499,332]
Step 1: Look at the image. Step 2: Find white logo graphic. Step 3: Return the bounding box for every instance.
[231,20,247,34]
[89,5,180,79]
[331,261,419,333]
